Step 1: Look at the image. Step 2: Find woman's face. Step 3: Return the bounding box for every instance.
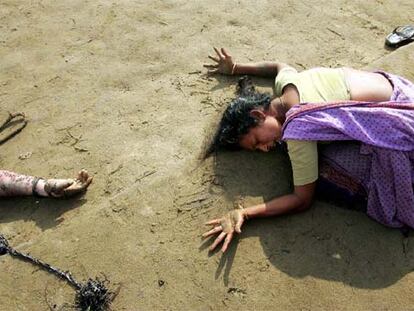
[239,114,282,152]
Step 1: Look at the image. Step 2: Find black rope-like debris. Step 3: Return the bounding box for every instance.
[0,112,28,145]
[0,234,114,310]
[75,278,113,311]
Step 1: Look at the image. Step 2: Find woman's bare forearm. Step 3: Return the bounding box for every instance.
[232,62,288,77]
[243,183,315,219]
[243,193,306,219]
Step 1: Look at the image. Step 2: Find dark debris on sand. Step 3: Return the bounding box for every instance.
[0,234,116,311]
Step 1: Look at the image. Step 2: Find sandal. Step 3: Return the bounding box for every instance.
[385,25,414,48]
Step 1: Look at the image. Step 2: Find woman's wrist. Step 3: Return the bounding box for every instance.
[242,206,252,220]
[242,203,267,219]
[231,63,237,75]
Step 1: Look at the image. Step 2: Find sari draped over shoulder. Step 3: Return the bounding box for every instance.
[281,71,414,228]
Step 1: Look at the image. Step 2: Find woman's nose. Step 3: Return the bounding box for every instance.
[257,145,270,152]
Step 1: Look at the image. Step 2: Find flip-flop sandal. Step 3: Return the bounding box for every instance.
[385,25,414,48]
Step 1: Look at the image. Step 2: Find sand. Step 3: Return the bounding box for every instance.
[1,0,414,310]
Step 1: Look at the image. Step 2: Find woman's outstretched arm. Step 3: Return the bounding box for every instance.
[231,61,290,77]
[243,183,315,219]
[203,47,292,78]
[203,182,316,252]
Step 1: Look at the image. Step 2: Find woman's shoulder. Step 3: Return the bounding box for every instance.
[275,66,299,96]
[286,140,319,186]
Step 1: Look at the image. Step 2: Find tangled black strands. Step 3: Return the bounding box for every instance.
[0,234,115,311]
[0,112,27,145]
[0,234,9,255]
[204,76,271,158]
[75,278,113,311]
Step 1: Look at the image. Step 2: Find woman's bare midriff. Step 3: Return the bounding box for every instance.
[343,67,393,102]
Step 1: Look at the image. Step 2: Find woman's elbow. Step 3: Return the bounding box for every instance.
[293,183,316,212]
[297,199,313,212]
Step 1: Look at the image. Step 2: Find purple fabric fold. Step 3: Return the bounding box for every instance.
[281,71,414,228]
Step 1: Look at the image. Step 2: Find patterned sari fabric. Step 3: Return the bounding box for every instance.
[282,71,414,228]
[316,141,370,212]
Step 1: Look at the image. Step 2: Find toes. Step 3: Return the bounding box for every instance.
[85,176,93,187]
[63,172,92,197]
[63,187,80,197]
[80,170,92,187]
[77,169,88,181]
[45,179,73,198]
[78,176,93,190]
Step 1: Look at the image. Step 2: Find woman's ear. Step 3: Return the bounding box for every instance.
[249,109,266,122]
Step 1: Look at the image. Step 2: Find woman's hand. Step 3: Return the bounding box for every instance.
[202,207,247,252]
[203,47,235,75]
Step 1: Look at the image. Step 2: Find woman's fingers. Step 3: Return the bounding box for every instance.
[221,231,233,252]
[203,64,219,73]
[204,209,241,252]
[202,225,222,238]
[205,218,222,226]
[210,232,226,251]
[203,64,218,68]
[208,55,220,63]
[234,215,244,234]
[203,64,219,74]
[221,48,230,58]
[204,48,232,75]
[207,69,218,74]
[213,47,224,59]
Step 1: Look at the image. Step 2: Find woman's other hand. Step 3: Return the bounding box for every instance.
[204,47,235,75]
[202,207,247,252]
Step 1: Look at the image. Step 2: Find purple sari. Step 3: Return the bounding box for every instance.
[281,71,414,228]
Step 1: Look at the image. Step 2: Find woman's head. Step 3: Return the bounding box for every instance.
[204,76,283,157]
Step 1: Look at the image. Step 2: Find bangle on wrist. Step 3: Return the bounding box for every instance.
[237,203,249,220]
[32,177,43,197]
[231,63,237,75]
[243,209,249,220]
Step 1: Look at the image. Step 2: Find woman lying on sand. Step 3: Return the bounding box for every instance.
[203,47,414,252]
[0,170,92,198]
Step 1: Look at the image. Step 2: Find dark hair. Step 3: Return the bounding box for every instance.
[204,76,271,158]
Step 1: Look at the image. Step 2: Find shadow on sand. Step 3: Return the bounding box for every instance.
[0,196,87,231]
[209,149,414,289]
